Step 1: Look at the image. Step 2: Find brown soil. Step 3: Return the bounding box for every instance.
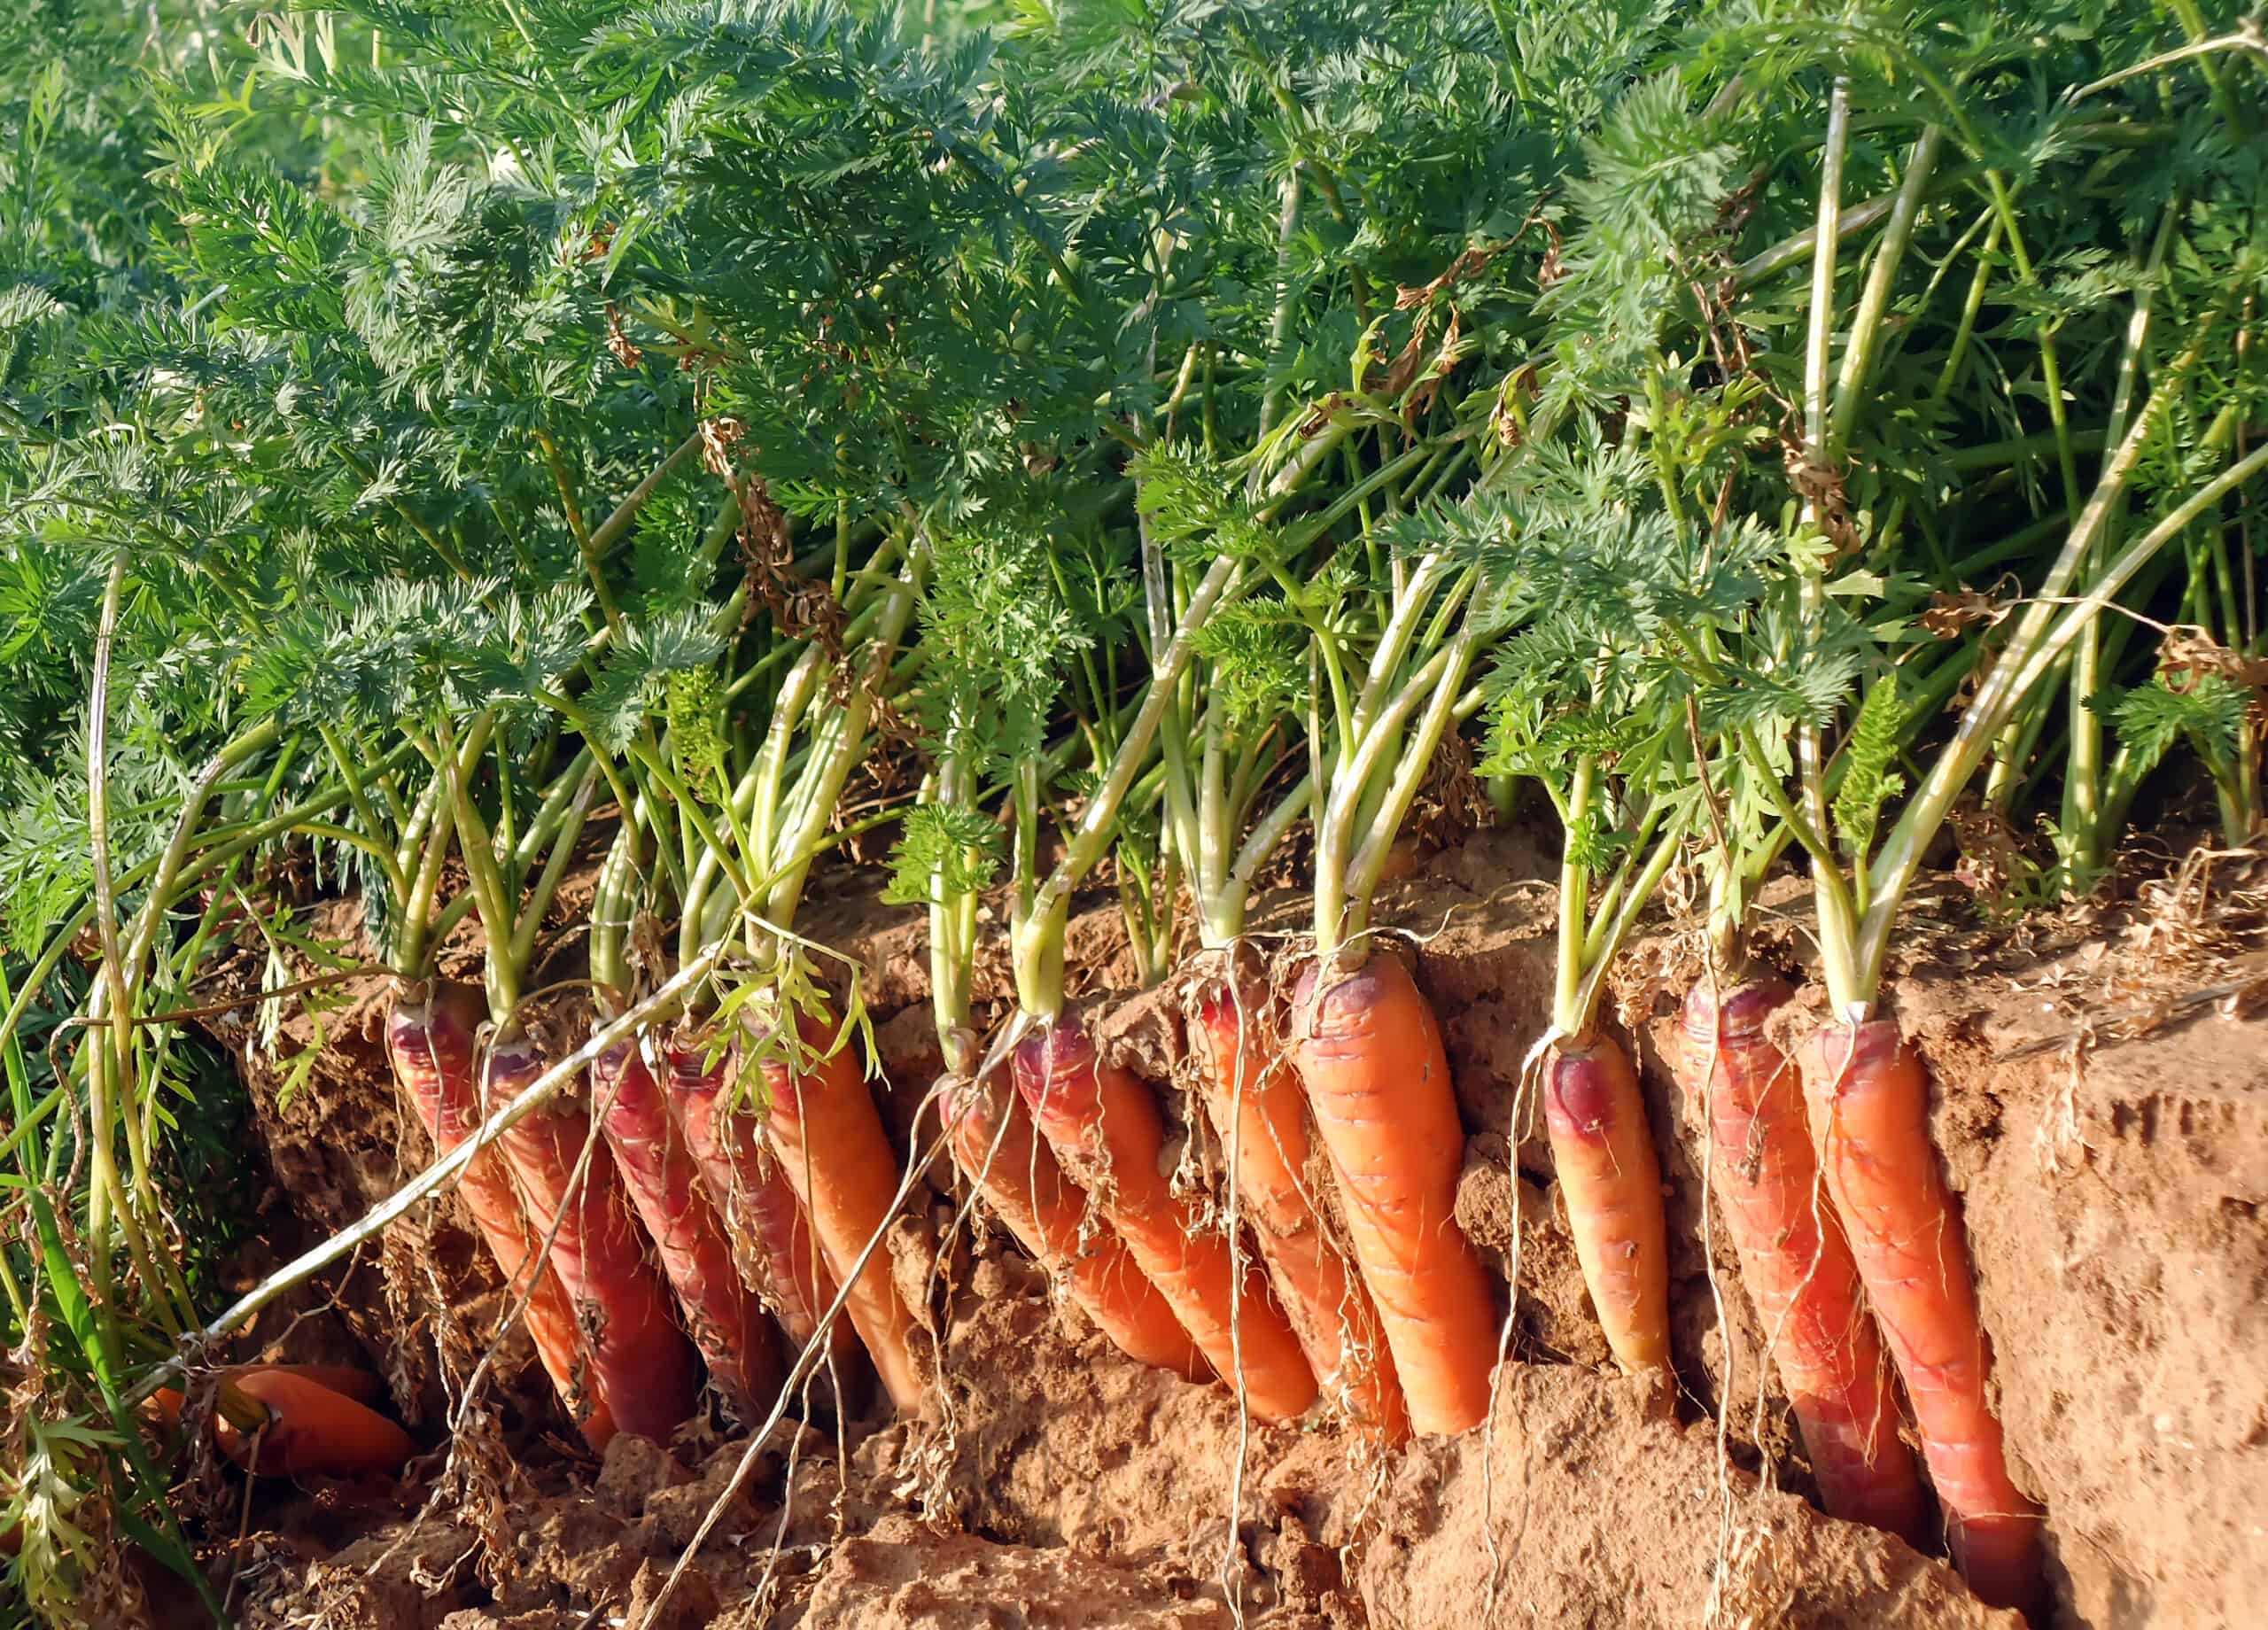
[195,831,2265,1630]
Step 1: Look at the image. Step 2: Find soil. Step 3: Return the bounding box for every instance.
[183,830,2265,1630]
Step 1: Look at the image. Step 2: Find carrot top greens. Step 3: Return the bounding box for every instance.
[3,0,2263,1615]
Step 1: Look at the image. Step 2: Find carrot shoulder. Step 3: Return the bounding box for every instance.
[1542,1032,1670,1376]
[1192,988,1407,1440]
[1290,954,1495,1435]
[942,1069,1208,1381]
[386,985,616,1448]
[1682,979,1925,1541]
[757,1019,931,1416]
[1797,1018,2043,1615]
[1015,1017,1317,1424]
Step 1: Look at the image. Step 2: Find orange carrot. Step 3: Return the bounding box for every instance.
[1289,954,1495,1434]
[1543,1032,1670,1376]
[206,1369,417,1479]
[757,1016,930,1415]
[1681,978,1926,1541]
[1192,987,1408,1440]
[1797,1019,2043,1614]
[1015,1017,1317,1424]
[940,1069,1208,1382]
[483,1033,701,1444]
[593,1036,783,1417]
[386,983,616,1448]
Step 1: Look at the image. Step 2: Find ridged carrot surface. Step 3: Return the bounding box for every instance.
[1798,1019,2043,1614]
[1681,978,1925,1540]
[942,1069,1208,1380]
[1016,1017,1317,1424]
[386,984,615,1448]
[1192,989,1407,1440]
[1289,955,1495,1434]
[593,1036,783,1417]
[482,1034,700,1444]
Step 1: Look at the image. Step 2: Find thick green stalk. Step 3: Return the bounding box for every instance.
[1013,554,1242,1015]
[1800,79,1868,1015]
[2063,204,2180,882]
[1827,125,1944,460]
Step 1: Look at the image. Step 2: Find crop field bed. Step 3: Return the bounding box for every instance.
[178,834,2264,1630]
[4,4,2265,1629]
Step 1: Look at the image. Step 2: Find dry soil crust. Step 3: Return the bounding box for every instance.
[215,832,2265,1630]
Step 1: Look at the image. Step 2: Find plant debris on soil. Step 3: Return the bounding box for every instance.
[191,833,2267,1630]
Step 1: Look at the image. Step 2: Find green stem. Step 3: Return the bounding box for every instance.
[1860,438,2268,995]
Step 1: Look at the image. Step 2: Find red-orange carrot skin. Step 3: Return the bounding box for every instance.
[214,1369,417,1478]
[942,1072,1208,1381]
[1290,958,1495,1435]
[386,986,616,1448]
[1543,1036,1671,1376]
[759,1022,930,1415]
[594,1037,783,1416]
[484,1037,700,1444]
[664,1041,838,1354]
[1682,981,1927,1542]
[1798,1020,2043,1615]
[1015,1020,1318,1424]
[226,1363,388,1406]
[1193,993,1409,1442]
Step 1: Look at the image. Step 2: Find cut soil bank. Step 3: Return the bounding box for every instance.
[211,832,2266,1629]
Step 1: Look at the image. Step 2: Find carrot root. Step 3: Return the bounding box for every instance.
[386,984,615,1448]
[211,1368,417,1479]
[483,1034,701,1444]
[1542,1033,1671,1376]
[1797,1018,2044,1615]
[1290,954,1495,1435]
[941,1069,1208,1382]
[593,1035,784,1417]
[1681,978,1927,1541]
[1192,987,1408,1441]
[757,1016,931,1416]
[1015,1016,1318,1424]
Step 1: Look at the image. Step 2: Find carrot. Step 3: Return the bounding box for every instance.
[940,1068,1208,1382]
[756,1015,931,1415]
[385,983,616,1448]
[1797,1019,2043,1614]
[1015,1016,1317,1424]
[1681,978,1927,1540]
[593,1035,783,1417]
[1289,954,1495,1434]
[666,1040,874,1420]
[1192,988,1407,1440]
[1542,1032,1670,1376]
[482,1032,701,1444]
[223,1362,388,1406]
[207,1369,417,1479]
